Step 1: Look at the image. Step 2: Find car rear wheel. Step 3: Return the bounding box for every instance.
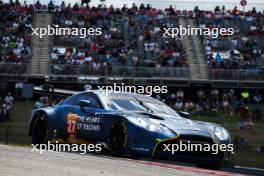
[108,120,128,156]
[32,113,49,145]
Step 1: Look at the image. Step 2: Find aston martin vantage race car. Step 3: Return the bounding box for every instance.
[28,90,233,169]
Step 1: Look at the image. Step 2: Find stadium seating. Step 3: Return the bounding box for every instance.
[0,1,33,64]
[51,4,188,70]
[0,1,264,81]
[195,7,264,80]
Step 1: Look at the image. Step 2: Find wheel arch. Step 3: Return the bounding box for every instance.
[28,110,51,136]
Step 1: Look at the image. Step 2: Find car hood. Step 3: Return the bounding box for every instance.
[123,111,214,134]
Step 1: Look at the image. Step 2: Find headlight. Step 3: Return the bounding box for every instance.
[136,117,165,132]
[214,126,229,141]
[148,124,161,131]
[138,118,161,132]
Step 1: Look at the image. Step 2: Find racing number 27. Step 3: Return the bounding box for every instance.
[67,113,78,136]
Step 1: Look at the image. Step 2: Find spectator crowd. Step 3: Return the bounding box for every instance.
[48,1,188,71]
[195,5,264,79]
[0,0,33,64]
[2,1,264,80]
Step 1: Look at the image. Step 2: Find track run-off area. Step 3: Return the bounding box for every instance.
[0,144,263,176]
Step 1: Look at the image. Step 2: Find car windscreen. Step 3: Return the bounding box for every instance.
[106,97,179,116]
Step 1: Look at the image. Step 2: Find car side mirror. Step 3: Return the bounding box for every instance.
[79,100,91,111]
[179,111,190,119]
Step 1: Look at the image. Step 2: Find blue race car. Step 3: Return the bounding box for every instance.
[28,90,233,169]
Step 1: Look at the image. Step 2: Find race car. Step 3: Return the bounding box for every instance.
[28,90,233,169]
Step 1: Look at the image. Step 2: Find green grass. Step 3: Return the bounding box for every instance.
[0,100,33,144]
[1,100,264,168]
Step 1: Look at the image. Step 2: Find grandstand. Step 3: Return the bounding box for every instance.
[0,1,33,77]
[0,0,264,88]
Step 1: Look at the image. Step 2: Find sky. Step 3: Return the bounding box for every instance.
[3,0,264,11]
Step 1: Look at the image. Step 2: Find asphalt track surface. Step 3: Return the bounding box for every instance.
[0,144,263,176]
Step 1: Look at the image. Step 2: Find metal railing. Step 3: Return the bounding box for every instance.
[0,63,29,82]
[0,63,28,75]
[211,69,264,81]
[1,63,264,83]
[50,64,191,80]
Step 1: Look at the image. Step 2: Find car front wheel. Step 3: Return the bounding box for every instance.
[108,120,128,156]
